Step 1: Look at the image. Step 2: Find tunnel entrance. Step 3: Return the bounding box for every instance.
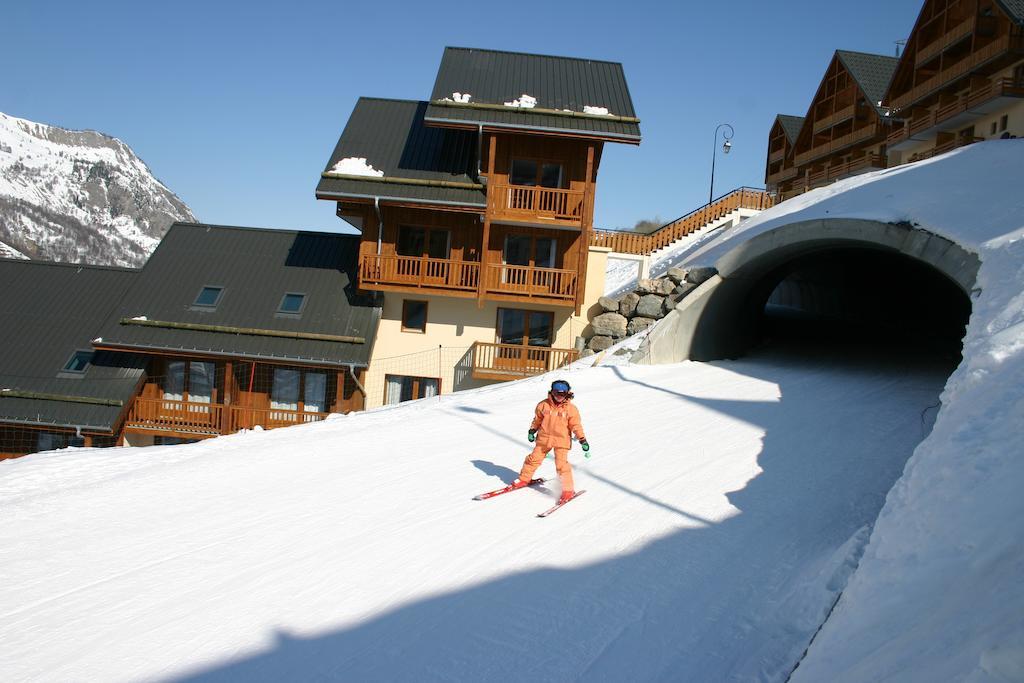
[750,247,972,363]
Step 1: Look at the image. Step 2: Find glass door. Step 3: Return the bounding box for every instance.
[496,309,554,373]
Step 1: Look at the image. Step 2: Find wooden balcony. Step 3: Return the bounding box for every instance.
[886,76,1024,148]
[915,15,976,66]
[483,264,578,303]
[907,135,984,163]
[489,183,585,227]
[890,33,1024,112]
[793,123,879,166]
[812,103,856,134]
[471,342,579,381]
[767,166,799,186]
[359,254,480,295]
[768,146,786,163]
[124,397,330,437]
[807,154,887,189]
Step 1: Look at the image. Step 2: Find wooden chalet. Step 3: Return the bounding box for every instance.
[765,115,805,194]
[773,51,899,200]
[89,224,381,445]
[0,259,144,459]
[316,47,641,404]
[884,0,1024,164]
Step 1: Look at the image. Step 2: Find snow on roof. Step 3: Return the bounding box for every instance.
[583,105,611,116]
[503,94,537,108]
[329,157,384,177]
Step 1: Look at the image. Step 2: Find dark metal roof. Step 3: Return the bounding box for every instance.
[836,51,899,115]
[0,259,144,431]
[424,47,641,143]
[316,98,486,208]
[997,0,1024,23]
[94,224,382,368]
[777,115,805,144]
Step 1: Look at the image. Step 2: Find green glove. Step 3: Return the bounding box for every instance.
[581,440,591,457]
[528,429,537,443]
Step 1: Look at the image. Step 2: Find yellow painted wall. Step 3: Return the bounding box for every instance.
[363,245,610,409]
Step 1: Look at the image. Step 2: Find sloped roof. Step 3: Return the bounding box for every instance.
[996,0,1024,23]
[836,50,899,115]
[316,98,485,209]
[777,115,805,144]
[94,224,382,368]
[424,47,641,143]
[0,259,144,431]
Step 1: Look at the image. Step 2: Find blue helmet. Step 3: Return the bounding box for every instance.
[550,380,571,394]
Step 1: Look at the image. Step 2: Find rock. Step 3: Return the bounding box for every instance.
[573,336,587,352]
[579,348,595,359]
[598,296,619,312]
[588,335,614,351]
[666,266,688,284]
[674,282,699,297]
[636,294,666,319]
[618,292,640,317]
[590,312,628,337]
[635,278,675,295]
[685,266,718,285]
[663,296,680,312]
[627,316,656,335]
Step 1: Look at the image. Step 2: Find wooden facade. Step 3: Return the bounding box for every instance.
[347,131,600,314]
[116,354,366,442]
[884,0,1024,163]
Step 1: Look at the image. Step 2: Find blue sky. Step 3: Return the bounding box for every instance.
[3,0,921,233]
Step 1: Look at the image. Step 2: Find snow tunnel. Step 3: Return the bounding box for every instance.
[633,218,979,364]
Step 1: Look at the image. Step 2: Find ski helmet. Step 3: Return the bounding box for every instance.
[550,380,571,394]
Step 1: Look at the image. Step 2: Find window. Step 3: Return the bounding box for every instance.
[278,292,306,315]
[402,300,428,333]
[193,286,224,309]
[397,226,450,259]
[304,372,327,415]
[496,308,554,348]
[162,360,217,405]
[384,375,440,405]
[62,350,93,373]
[502,234,557,270]
[271,368,300,411]
[991,121,998,135]
[510,159,563,188]
[1000,115,1008,132]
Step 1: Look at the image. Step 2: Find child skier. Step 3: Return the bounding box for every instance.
[511,379,590,504]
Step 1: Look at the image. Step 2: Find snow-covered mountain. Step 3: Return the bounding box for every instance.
[0,111,195,267]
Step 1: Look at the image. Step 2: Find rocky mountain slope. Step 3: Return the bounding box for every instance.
[0,111,195,266]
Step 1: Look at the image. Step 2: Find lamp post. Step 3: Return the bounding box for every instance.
[709,123,734,205]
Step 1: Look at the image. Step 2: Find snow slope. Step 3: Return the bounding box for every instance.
[0,111,195,266]
[0,347,945,682]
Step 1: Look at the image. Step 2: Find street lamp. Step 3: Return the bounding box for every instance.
[709,123,734,205]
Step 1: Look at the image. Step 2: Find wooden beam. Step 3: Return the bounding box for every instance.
[576,144,596,316]
[118,318,365,344]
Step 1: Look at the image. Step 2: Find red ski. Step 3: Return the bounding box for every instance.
[537,490,586,517]
[473,478,545,501]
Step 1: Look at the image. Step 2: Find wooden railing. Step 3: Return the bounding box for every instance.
[359,254,480,292]
[890,33,1024,112]
[907,135,985,163]
[768,146,786,163]
[484,264,577,301]
[915,14,977,67]
[489,183,585,224]
[767,166,799,186]
[590,187,775,256]
[812,103,856,134]
[471,342,579,379]
[229,405,330,432]
[793,123,879,166]
[886,75,1024,147]
[125,397,224,435]
[807,154,887,188]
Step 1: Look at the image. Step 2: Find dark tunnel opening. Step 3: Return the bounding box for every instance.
[745,247,972,366]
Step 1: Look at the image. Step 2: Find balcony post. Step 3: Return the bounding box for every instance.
[221,361,233,434]
[478,132,497,308]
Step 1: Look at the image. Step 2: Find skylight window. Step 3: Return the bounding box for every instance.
[193,286,224,309]
[278,293,306,315]
[62,350,93,373]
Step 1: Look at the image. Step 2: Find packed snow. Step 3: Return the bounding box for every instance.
[328,157,384,177]
[1,141,1021,682]
[451,92,472,103]
[504,94,537,109]
[583,105,611,116]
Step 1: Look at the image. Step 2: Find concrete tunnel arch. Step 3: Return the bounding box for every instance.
[633,218,981,364]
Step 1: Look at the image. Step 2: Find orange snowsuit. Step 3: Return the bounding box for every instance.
[518,397,586,492]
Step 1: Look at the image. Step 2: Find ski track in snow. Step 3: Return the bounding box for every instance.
[0,349,947,682]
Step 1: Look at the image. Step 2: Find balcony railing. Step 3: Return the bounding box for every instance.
[806,154,887,189]
[767,166,799,186]
[890,33,1024,112]
[886,76,1024,147]
[915,14,977,66]
[793,123,879,166]
[812,103,856,134]
[484,264,578,301]
[590,187,775,255]
[907,135,985,163]
[489,183,585,225]
[471,342,579,380]
[125,397,330,437]
[768,146,786,163]
[359,254,480,292]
